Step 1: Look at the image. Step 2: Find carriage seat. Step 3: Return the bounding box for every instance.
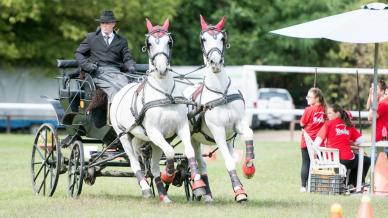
[57,60,149,127]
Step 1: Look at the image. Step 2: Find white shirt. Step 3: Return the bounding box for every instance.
[102,32,115,45]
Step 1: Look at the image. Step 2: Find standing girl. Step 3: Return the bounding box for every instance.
[368,79,388,142]
[299,88,326,192]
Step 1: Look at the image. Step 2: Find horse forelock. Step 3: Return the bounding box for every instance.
[149,26,168,38]
[202,26,221,36]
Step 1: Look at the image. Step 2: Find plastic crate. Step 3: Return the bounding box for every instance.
[310,174,345,195]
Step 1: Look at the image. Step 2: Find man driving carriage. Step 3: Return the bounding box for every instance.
[75,10,136,104]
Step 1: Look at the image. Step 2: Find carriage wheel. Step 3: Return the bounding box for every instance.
[149,177,156,197]
[67,140,85,198]
[31,123,61,197]
[184,176,194,202]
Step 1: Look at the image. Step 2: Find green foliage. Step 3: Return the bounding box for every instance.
[0,0,180,68]
[1,0,387,108]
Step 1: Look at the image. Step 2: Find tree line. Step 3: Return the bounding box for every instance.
[1,0,386,108]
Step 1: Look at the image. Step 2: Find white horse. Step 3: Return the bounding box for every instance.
[184,15,256,203]
[110,19,206,203]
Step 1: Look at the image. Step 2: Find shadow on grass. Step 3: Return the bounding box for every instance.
[81,192,305,209]
[81,192,146,201]
[174,197,306,208]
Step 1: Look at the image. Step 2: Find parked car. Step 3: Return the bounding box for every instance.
[251,88,295,129]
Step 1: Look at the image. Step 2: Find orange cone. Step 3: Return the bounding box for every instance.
[330,203,343,218]
[374,152,388,195]
[356,195,374,218]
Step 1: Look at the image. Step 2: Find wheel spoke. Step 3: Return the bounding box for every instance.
[33,149,54,183]
[69,181,75,190]
[70,178,75,196]
[33,143,46,161]
[33,162,45,181]
[43,164,47,195]
[37,166,50,194]
[38,129,47,146]
[49,167,54,189]
[44,129,48,158]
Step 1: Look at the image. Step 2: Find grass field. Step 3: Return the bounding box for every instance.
[1,133,387,218]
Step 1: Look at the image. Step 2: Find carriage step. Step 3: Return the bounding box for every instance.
[95,170,135,177]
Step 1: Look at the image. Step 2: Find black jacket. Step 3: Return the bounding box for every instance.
[75,30,135,73]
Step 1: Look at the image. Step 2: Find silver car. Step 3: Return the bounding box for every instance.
[251,88,295,128]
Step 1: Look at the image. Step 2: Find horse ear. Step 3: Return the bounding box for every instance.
[215,16,226,31]
[162,19,169,32]
[146,18,153,33]
[200,14,208,31]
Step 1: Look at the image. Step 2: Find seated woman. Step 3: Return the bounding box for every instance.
[313,103,371,188]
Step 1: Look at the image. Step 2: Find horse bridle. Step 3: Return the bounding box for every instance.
[142,28,173,68]
[200,27,230,64]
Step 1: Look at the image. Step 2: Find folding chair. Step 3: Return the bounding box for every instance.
[302,129,347,192]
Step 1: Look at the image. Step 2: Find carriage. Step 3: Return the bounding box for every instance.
[31,16,255,203]
[30,60,197,200]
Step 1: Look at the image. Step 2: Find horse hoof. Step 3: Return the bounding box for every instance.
[203,194,214,203]
[242,159,255,179]
[193,187,206,197]
[142,189,153,199]
[192,179,206,189]
[236,194,248,203]
[159,195,172,203]
[161,171,175,184]
[235,188,248,203]
[237,197,248,203]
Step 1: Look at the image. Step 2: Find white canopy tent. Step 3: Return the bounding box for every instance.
[271,2,388,193]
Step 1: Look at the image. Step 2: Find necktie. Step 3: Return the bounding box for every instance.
[104,35,110,46]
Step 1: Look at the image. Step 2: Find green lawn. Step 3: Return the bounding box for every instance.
[0,133,387,218]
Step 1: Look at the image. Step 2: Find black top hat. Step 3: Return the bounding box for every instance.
[95,10,118,22]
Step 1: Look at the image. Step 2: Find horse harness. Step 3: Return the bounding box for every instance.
[200,26,230,65]
[189,77,245,143]
[142,28,174,74]
[124,76,197,137]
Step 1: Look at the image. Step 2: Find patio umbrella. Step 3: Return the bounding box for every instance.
[271,2,388,193]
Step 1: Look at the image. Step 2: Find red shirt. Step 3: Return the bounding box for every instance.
[317,117,361,160]
[300,104,326,148]
[376,98,388,141]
